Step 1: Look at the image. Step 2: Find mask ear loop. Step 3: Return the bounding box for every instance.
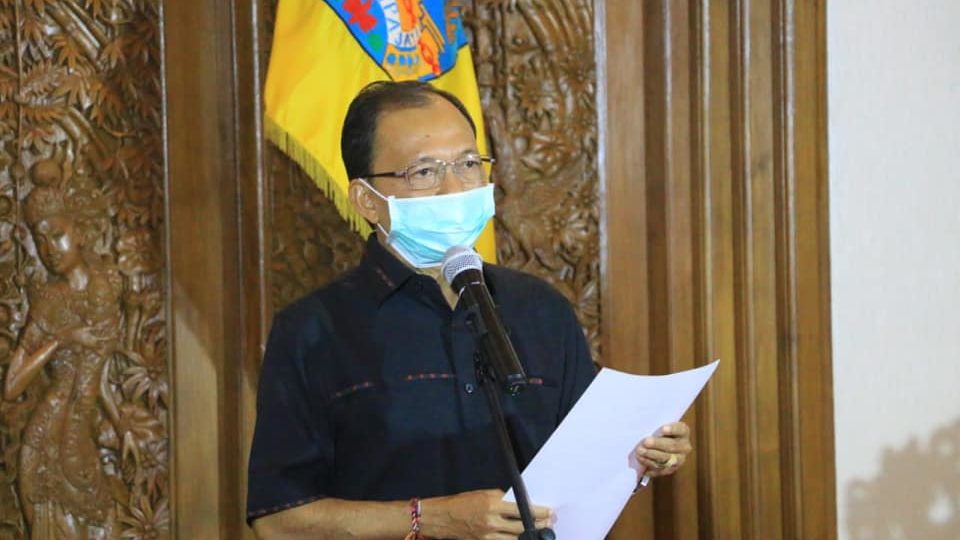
[357,179,392,237]
[358,178,390,202]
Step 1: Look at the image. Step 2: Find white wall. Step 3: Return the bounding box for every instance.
[828,1,960,538]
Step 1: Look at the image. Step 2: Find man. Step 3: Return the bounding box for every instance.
[247,81,693,539]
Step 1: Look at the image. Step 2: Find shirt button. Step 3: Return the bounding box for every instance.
[464,383,475,394]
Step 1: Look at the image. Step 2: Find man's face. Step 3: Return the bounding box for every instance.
[349,96,480,232]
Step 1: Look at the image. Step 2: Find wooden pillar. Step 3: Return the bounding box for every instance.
[599,1,836,538]
[163,0,244,537]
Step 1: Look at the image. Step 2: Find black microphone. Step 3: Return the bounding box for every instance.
[441,246,527,394]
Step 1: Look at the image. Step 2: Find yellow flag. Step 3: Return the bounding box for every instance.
[264,0,496,261]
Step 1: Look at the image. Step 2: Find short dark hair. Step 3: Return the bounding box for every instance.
[340,80,478,180]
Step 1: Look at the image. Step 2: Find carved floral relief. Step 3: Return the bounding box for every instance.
[464,0,601,361]
[0,1,168,538]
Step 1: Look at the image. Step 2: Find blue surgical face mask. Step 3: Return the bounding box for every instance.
[362,181,496,268]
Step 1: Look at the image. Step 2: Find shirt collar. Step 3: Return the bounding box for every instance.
[359,233,416,305]
[358,233,493,308]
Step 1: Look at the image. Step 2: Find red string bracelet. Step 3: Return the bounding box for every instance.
[404,497,422,540]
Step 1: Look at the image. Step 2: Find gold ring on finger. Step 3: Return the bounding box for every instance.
[665,453,679,468]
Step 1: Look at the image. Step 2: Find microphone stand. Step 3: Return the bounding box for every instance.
[466,310,556,540]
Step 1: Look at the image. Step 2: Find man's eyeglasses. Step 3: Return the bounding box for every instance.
[366,154,495,191]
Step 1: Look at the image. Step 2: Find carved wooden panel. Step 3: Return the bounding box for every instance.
[465,0,601,361]
[259,1,602,365]
[266,155,366,310]
[0,1,169,538]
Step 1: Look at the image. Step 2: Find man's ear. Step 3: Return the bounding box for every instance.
[348,179,380,224]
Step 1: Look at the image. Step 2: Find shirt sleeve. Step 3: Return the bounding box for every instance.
[557,300,598,421]
[246,311,333,524]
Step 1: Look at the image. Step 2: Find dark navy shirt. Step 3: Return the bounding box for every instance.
[246,235,596,523]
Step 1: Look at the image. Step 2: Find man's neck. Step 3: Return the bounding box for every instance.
[376,233,459,309]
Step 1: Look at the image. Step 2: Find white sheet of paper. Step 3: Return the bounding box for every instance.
[504,360,719,539]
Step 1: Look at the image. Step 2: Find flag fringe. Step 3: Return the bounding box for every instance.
[264,116,374,239]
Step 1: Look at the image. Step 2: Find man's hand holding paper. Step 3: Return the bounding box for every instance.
[634,421,694,478]
[505,360,720,539]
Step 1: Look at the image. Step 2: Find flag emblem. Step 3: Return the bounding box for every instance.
[331,0,465,80]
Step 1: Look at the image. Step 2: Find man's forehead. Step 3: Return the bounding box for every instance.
[376,98,473,134]
[373,99,478,162]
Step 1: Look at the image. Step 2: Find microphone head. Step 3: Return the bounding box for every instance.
[441,246,483,286]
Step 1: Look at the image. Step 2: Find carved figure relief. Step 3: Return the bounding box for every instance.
[7,175,124,539]
[262,1,601,366]
[0,1,168,538]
